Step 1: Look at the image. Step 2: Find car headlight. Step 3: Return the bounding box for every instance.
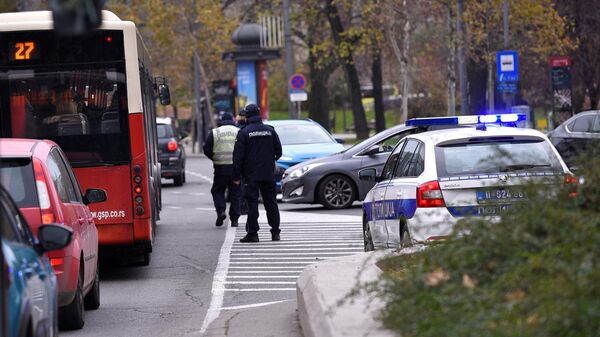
[288,163,322,179]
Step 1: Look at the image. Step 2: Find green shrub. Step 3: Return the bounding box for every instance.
[376,156,600,337]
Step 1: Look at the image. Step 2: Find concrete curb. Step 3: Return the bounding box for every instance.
[296,251,396,337]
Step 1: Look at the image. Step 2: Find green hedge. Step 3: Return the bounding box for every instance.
[376,155,600,337]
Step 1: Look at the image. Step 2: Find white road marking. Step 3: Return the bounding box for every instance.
[228,271,301,274]
[223,281,296,285]
[230,247,362,251]
[220,299,294,311]
[230,261,323,264]
[227,276,298,279]
[214,288,296,292]
[230,252,359,256]
[166,206,183,209]
[195,207,217,211]
[231,242,361,246]
[198,222,235,335]
[227,266,306,269]
[185,170,214,183]
[230,257,334,260]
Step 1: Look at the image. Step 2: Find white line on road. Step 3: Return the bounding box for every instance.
[232,241,362,246]
[228,271,302,274]
[227,266,306,269]
[227,275,299,279]
[230,257,333,260]
[166,206,183,209]
[220,299,295,311]
[214,288,296,292]
[231,247,363,251]
[230,252,360,256]
[223,281,296,285]
[186,170,213,183]
[230,261,322,264]
[198,222,235,335]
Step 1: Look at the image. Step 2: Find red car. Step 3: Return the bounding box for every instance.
[0,139,105,330]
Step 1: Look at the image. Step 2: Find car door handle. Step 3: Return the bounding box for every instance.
[397,191,403,198]
[78,218,85,225]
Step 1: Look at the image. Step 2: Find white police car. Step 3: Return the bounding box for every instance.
[359,114,572,251]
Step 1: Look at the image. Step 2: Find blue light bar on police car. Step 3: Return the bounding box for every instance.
[405,113,526,127]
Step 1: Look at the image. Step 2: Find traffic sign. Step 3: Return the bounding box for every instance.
[289,90,308,102]
[497,51,519,82]
[290,73,306,90]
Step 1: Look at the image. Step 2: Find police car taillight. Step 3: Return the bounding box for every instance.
[417,180,445,208]
[564,174,578,198]
[167,140,178,151]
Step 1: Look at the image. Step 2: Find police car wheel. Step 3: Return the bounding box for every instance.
[363,214,375,252]
[318,174,355,209]
[400,224,413,248]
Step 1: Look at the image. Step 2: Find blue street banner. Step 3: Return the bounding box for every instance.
[496,51,519,82]
[236,61,257,109]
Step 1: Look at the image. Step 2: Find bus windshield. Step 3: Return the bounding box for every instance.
[0,30,130,167]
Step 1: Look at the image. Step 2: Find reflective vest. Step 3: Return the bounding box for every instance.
[212,125,239,165]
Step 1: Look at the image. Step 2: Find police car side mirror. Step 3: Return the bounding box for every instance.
[359,168,379,182]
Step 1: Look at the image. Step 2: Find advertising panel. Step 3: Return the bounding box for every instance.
[236,61,257,109]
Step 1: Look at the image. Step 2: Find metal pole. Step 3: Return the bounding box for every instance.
[503,0,509,47]
[503,0,513,112]
[283,0,295,118]
[457,0,468,115]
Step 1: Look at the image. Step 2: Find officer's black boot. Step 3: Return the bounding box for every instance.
[271,233,280,241]
[240,234,259,243]
[216,213,226,227]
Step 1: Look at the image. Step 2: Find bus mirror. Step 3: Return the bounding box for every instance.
[158,84,171,106]
[49,0,103,35]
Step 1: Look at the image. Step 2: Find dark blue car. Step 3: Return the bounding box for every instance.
[0,185,72,337]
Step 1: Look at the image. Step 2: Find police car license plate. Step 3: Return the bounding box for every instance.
[476,188,527,202]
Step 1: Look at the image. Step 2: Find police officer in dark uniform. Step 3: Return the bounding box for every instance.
[232,104,282,242]
[203,112,241,227]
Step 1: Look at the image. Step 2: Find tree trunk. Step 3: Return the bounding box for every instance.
[400,0,410,123]
[324,0,369,140]
[487,54,495,113]
[372,49,386,132]
[308,61,333,131]
[447,3,456,116]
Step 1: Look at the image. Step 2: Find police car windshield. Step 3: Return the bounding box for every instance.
[157,124,174,138]
[274,124,334,145]
[435,138,563,177]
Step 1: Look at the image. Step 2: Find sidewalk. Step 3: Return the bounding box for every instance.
[296,251,395,337]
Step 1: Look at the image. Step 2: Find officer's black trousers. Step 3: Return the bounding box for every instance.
[244,180,280,236]
[211,173,241,221]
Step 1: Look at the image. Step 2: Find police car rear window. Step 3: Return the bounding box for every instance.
[157,124,174,138]
[435,138,563,178]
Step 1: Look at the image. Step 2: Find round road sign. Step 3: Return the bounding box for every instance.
[290,73,306,90]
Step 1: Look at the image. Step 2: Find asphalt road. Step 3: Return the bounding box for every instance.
[64,153,363,337]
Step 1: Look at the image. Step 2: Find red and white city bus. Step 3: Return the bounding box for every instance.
[0,11,167,264]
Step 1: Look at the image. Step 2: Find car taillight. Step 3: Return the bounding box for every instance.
[564,174,578,198]
[167,140,178,151]
[32,159,57,224]
[417,180,445,208]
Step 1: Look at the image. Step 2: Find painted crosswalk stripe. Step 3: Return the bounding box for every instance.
[227,275,298,279]
[216,288,296,292]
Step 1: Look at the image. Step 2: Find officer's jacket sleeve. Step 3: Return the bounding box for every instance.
[232,131,246,181]
[203,131,214,160]
[273,129,283,160]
